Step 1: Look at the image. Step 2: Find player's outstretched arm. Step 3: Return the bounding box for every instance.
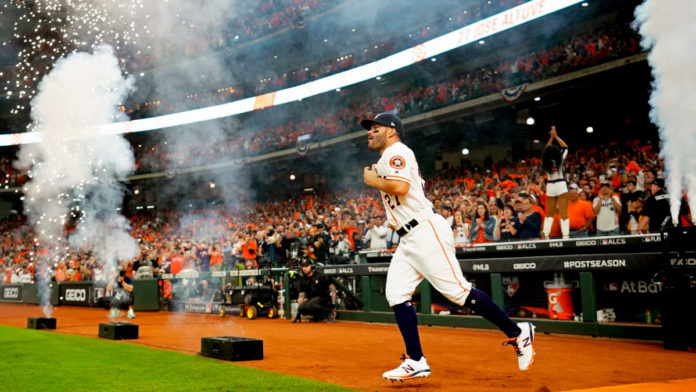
[363,165,409,196]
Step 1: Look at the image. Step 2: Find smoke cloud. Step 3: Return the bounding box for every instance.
[16,45,138,317]
[634,0,696,223]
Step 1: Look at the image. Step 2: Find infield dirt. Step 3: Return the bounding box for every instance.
[2,303,695,392]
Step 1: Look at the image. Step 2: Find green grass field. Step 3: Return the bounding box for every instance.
[0,325,356,392]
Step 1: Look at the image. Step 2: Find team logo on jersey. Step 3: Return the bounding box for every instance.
[389,156,406,169]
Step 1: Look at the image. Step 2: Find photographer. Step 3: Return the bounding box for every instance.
[311,223,331,263]
[262,225,282,267]
[292,259,336,323]
[105,266,135,319]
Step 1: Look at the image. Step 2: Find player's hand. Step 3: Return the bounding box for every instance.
[550,126,557,138]
[363,165,379,187]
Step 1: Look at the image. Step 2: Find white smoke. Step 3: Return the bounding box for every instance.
[16,45,139,317]
[634,1,696,224]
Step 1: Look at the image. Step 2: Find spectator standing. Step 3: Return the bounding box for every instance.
[619,178,642,233]
[241,232,258,267]
[517,194,542,239]
[439,205,454,226]
[497,204,520,241]
[452,209,471,246]
[593,182,622,236]
[566,183,595,237]
[469,201,499,243]
[366,215,389,250]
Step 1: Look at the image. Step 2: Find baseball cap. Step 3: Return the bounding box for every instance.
[300,259,313,267]
[569,183,580,190]
[600,182,611,189]
[653,178,665,188]
[360,113,404,134]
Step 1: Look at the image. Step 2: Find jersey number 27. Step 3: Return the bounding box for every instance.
[384,194,402,209]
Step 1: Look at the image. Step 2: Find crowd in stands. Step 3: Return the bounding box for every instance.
[2,136,692,284]
[130,20,642,173]
[126,0,525,115]
[125,0,337,73]
[0,20,642,179]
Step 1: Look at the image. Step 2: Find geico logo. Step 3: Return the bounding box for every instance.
[513,263,536,270]
[3,287,19,298]
[65,289,87,301]
[496,244,513,250]
[575,240,596,246]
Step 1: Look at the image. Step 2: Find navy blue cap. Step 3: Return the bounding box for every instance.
[360,113,404,134]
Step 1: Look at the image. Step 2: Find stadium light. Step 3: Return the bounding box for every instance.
[586,126,594,133]
[462,148,470,155]
[526,117,535,125]
[289,174,296,181]
[0,0,584,146]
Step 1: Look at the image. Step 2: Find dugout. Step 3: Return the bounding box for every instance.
[317,232,690,343]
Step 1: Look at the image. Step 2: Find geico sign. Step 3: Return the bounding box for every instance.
[65,288,87,302]
[3,287,19,299]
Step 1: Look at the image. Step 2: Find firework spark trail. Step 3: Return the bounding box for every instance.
[635,0,696,224]
[2,0,238,119]
[1,0,152,117]
[16,45,138,317]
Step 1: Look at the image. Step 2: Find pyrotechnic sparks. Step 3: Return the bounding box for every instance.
[0,0,157,117]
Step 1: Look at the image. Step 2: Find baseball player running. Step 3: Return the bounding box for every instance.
[361,113,535,382]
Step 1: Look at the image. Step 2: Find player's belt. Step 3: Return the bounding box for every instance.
[546,179,566,184]
[395,209,437,237]
[396,219,419,237]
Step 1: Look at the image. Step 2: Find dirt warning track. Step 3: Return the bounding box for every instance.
[2,303,696,392]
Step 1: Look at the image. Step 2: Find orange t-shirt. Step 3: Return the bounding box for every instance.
[242,240,258,260]
[568,199,595,230]
[170,255,184,274]
[548,199,595,237]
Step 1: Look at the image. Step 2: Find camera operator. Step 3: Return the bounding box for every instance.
[262,225,282,267]
[281,225,304,267]
[312,223,331,263]
[106,266,135,319]
[292,259,337,323]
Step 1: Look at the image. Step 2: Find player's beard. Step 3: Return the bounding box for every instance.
[368,132,385,152]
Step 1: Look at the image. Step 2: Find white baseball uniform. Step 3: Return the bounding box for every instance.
[375,141,472,307]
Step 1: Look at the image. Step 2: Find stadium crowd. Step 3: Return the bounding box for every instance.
[125,0,526,112]
[0,19,641,180]
[130,20,642,173]
[1,135,691,284]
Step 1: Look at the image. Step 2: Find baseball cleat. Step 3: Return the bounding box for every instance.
[382,355,431,381]
[504,322,536,371]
